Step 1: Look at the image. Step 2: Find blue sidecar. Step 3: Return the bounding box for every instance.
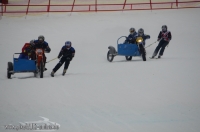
[7,53,37,79]
[107,36,146,62]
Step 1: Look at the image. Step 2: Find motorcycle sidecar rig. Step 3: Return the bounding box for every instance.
[7,53,42,79]
[107,36,146,62]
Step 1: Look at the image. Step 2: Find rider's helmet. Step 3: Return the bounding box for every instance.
[65,41,72,49]
[30,39,35,47]
[38,35,45,43]
[138,28,144,36]
[129,27,135,34]
[162,25,167,32]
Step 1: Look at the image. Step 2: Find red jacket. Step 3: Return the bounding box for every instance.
[21,43,31,56]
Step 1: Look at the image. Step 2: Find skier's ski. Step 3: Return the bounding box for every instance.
[149,57,161,59]
[149,57,155,59]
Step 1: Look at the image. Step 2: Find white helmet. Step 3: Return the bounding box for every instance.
[38,35,45,43]
[129,27,135,34]
[138,28,144,36]
[162,25,167,32]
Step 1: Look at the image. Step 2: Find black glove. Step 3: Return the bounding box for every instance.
[57,56,61,60]
[45,48,51,53]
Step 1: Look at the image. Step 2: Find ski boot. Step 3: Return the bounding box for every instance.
[150,56,155,59]
[62,69,67,76]
[51,71,55,77]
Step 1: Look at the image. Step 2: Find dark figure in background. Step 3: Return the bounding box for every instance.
[151,25,172,58]
[33,35,51,70]
[51,41,75,77]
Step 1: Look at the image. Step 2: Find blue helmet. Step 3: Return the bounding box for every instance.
[65,41,72,48]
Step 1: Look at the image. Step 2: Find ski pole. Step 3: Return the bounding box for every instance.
[145,41,157,49]
[46,57,58,63]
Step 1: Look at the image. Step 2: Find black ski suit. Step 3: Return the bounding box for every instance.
[153,31,172,56]
[53,46,75,73]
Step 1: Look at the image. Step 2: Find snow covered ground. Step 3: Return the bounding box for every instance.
[0,9,200,132]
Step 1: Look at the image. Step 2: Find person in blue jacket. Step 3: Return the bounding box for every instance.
[33,35,51,70]
[124,27,137,44]
[51,41,75,77]
[34,35,51,52]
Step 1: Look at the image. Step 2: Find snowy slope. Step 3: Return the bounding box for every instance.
[0,9,200,132]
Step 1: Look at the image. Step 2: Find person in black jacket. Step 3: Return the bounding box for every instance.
[151,25,172,58]
[51,41,75,77]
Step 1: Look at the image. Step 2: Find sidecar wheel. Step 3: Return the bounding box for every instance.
[34,71,37,77]
[107,50,114,62]
[125,56,132,61]
[7,62,13,79]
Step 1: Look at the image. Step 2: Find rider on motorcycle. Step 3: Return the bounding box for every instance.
[133,28,150,57]
[135,28,150,46]
[33,35,51,70]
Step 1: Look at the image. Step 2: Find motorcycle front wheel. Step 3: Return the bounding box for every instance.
[39,62,44,78]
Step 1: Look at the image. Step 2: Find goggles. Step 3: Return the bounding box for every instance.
[65,43,71,46]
